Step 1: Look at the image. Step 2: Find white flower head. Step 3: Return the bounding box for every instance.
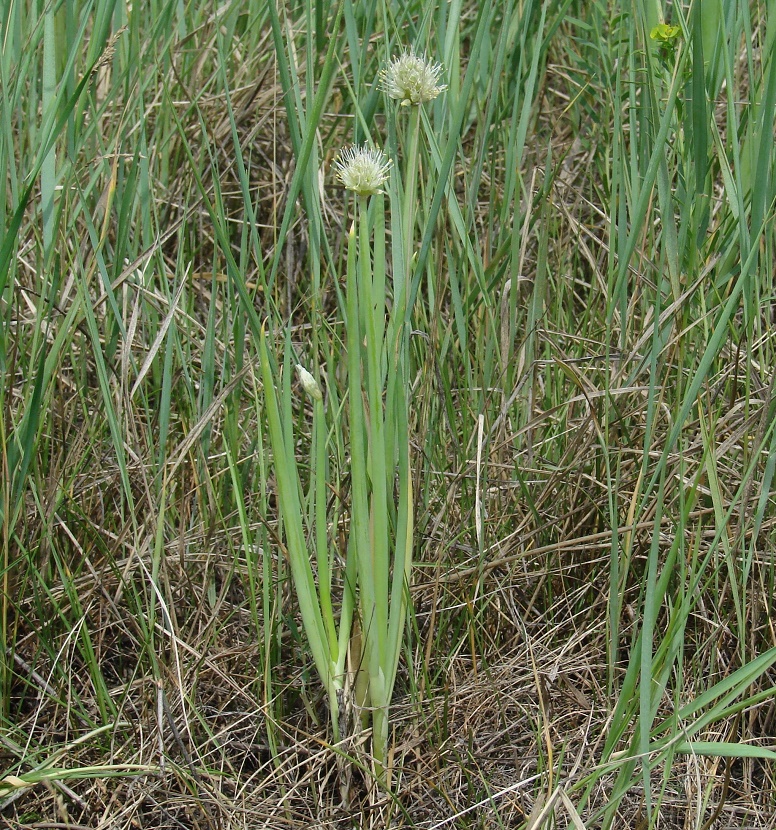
[296,364,323,401]
[380,48,446,106]
[333,144,391,196]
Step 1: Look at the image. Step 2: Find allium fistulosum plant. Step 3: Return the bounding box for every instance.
[259,142,412,779]
[260,48,445,782]
[335,143,415,780]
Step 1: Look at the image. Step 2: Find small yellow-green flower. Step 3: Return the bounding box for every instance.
[380,48,446,106]
[650,22,680,43]
[334,144,391,196]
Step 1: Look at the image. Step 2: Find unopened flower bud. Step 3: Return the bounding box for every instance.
[296,364,323,401]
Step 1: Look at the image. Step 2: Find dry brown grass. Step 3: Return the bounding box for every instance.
[3,2,776,828]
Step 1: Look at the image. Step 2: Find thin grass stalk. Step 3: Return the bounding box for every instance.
[408,4,490,312]
[265,0,343,293]
[41,4,56,256]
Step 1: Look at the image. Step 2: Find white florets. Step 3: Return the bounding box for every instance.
[380,48,446,106]
[333,144,392,196]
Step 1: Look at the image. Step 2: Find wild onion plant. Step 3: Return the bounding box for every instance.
[260,49,445,781]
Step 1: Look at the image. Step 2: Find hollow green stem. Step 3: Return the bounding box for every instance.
[402,105,423,292]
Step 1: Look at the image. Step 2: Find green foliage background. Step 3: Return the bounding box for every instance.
[1,0,775,826]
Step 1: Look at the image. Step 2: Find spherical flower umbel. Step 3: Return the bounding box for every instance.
[333,144,391,196]
[380,48,446,106]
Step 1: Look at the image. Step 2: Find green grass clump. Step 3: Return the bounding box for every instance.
[1,0,775,827]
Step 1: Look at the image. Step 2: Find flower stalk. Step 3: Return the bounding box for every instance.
[344,191,414,779]
[401,104,422,292]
